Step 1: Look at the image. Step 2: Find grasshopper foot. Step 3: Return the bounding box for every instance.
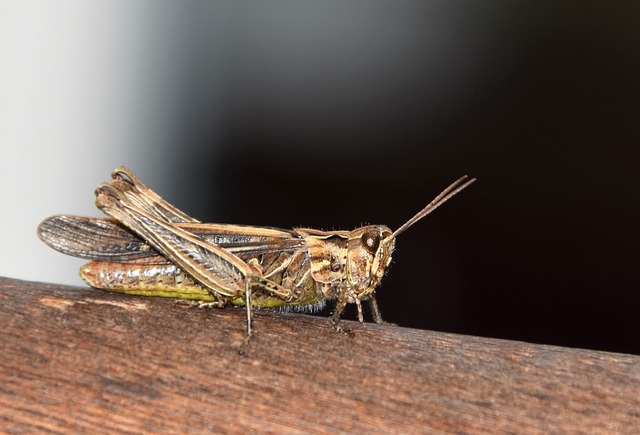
[332,320,355,337]
[238,333,253,356]
[195,301,226,309]
[376,320,397,326]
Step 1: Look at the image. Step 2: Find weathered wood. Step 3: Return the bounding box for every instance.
[0,276,638,433]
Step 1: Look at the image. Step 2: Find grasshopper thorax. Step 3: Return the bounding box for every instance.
[296,225,394,302]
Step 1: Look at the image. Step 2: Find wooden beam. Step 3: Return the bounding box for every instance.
[1,276,638,433]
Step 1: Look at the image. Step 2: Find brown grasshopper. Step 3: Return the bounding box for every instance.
[38,167,475,340]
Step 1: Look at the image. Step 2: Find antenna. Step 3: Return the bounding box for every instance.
[386,175,476,241]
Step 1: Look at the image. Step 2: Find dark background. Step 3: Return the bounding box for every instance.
[142,2,639,354]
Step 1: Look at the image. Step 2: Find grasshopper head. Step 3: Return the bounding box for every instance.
[346,225,395,300]
[348,175,476,303]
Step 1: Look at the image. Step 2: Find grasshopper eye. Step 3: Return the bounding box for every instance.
[361,229,380,255]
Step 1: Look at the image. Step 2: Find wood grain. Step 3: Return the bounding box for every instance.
[1,276,638,433]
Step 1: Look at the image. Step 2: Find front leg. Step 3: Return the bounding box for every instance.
[367,293,384,324]
[331,288,353,335]
[367,294,396,325]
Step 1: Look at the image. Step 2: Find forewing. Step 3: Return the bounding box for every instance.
[95,184,285,296]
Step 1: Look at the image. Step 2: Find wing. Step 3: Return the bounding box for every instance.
[108,165,198,224]
[39,166,305,299]
[95,182,260,296]
[38,215,306,262]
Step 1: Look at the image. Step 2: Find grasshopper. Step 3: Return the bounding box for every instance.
[38,167,475,340]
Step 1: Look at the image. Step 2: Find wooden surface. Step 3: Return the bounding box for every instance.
[1,276,639,434]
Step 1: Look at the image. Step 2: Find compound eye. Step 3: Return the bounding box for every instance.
[361,229,380,255]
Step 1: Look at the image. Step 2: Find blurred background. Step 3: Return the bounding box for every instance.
[1,1,638,354]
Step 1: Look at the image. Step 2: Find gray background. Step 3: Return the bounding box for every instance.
[1,1,638,354]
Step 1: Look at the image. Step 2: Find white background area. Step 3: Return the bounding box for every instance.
[1,1,230,285]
